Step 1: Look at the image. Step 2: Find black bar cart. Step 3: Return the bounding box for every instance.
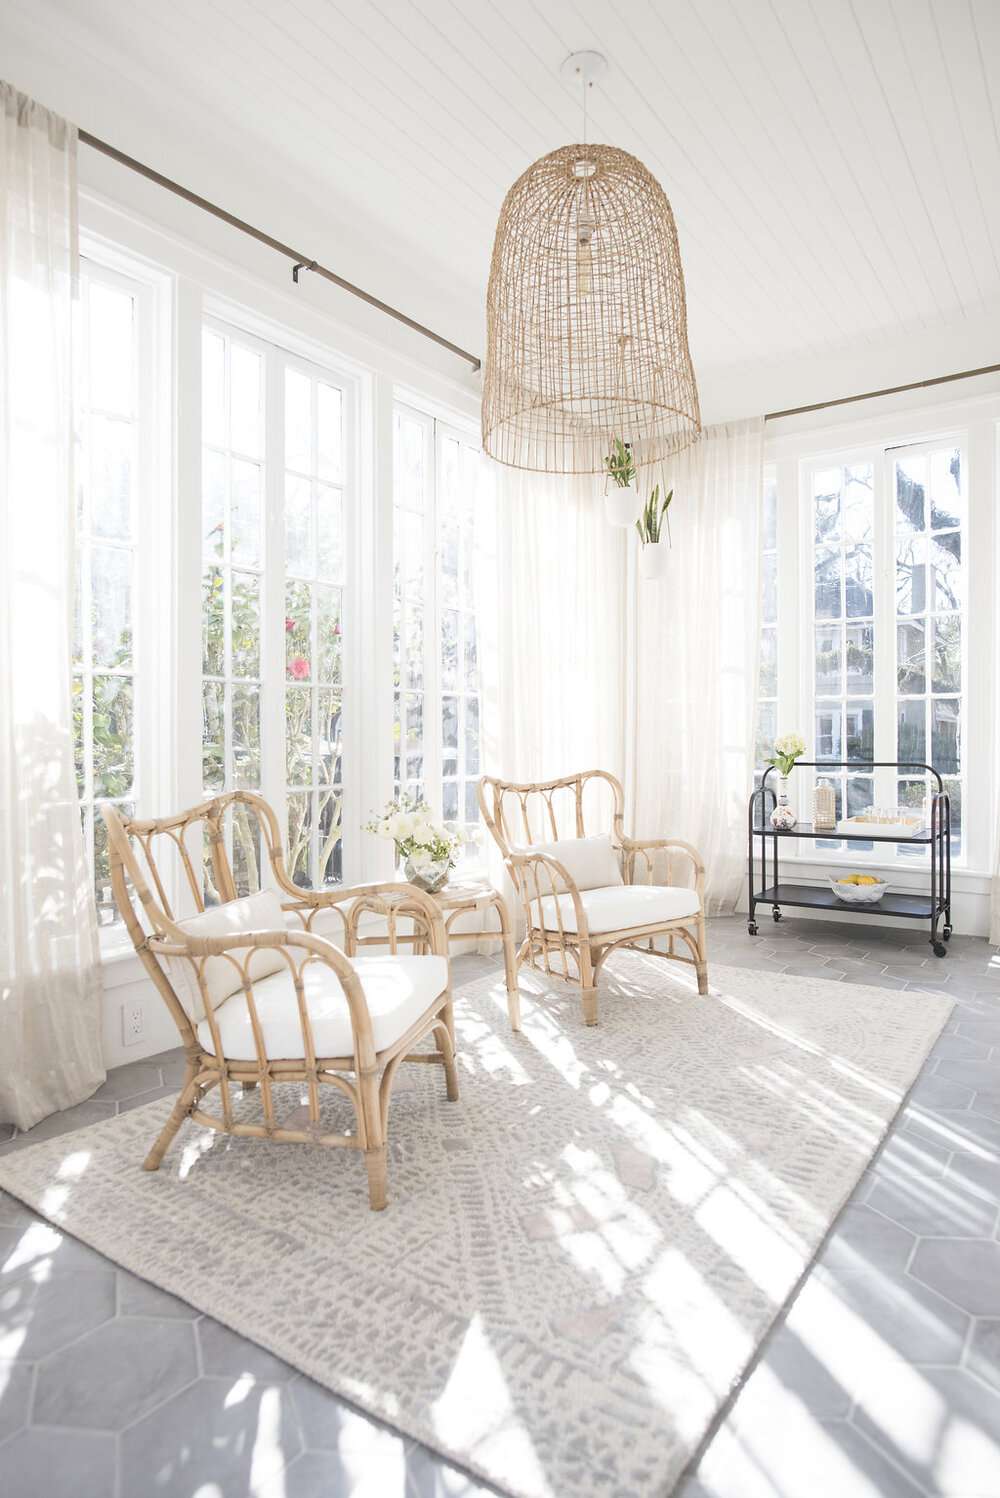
[748,760,952,956]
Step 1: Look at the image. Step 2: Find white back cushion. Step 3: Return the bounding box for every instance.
[514,833,623,892]
[161,890,287,1022]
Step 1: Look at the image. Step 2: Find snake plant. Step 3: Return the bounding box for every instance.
[635,484,673,544]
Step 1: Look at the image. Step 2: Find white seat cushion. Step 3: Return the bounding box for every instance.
[196,953,448,1060]
[535,883,700,935]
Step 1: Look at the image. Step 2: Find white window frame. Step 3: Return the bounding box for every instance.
[197,311,361,892]
[77,240,172,952]
[766,393,997,882]
[392,401,485,865]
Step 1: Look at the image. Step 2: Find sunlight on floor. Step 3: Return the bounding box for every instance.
[431,1314,546,1494]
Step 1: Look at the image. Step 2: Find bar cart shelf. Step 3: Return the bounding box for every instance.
[748,761,952,956]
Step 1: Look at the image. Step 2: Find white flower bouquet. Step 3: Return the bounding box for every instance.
[767,732,807,777]
[365,794,461,892]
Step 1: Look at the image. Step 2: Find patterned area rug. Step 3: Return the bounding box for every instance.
[0,957,950,1498]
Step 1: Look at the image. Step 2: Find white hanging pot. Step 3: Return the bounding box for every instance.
[605,481,639,528]
[638,541,668,580]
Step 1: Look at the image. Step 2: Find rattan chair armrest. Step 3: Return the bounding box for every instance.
[619,836,706,898]
[148,926,382,1070]
[507,851,590,936]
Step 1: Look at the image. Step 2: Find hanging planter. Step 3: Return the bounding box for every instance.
[636,484,672,582]
[603,436,639,527]
[638,540,669,580]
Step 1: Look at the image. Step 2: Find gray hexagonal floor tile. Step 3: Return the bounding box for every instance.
[903,1107,1000,1156]
[683,1415,926,1498]
[792,1260,969,1366]
[910,1238,1000,1315]
[1,1216,114,1285]
[290,1375,409,1464]
[866,1173,999,1239]
[0,1268,116,1360]
[120,1376,302,1498]
[817,1204,916,1280]
[967,1319,1000,1394]
[0,1428,116,1498]
[405,1443,507,1497]
[198,1316,296,1381]
[944,1153,1000,1206]
[33,1316,197,1429]
[906,1073,975,1111]
[0,1101,115,1153]
[90,1059,163,1103]
[852,1364,1000,1495]
[117,1268,200,1319]
[868,1130,950,1183]
[0,1359,33,1442]
[932,1041,993,1071]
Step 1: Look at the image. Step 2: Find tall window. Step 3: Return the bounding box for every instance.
[201,326,265,895]
[439,429,481,834]
[754,469,778,771]
[283,366,345,889]
[201,324,350,896]
[893,442,965,856]
[761,435,971,863]
[393,407,483,856]
[811,460,875,846]
[74,264,141,926]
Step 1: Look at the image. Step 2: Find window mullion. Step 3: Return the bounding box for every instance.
[872,446,896,808]
[426,418,444,819]
[261,348,285,890]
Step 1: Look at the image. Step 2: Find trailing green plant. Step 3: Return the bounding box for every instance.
[635,484,673,545]
[603,436,636,489]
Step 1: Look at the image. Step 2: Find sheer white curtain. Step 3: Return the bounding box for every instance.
[0,83,105,1130]
[632,419,764,913]
[481,466,628,789]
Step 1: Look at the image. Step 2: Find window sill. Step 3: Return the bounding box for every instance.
[774,852,989,891]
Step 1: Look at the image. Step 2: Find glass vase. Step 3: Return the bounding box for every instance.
[769,774,797,831]
[403,853,452,894]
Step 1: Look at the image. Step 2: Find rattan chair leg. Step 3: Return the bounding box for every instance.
[696,911,709,995]
[365,1147,388,1211]
[359,1071,387,1211]
[143,1064,198,1171]
[579,944,599,1026]
[432,1017,460,1102]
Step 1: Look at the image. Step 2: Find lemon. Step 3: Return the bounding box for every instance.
[857,876,879,886]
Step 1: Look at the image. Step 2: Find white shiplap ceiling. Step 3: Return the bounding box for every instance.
[2,0,999,419]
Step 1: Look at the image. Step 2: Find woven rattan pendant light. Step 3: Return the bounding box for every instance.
[482,53,700,475]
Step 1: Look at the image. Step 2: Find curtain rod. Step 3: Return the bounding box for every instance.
[765,360,1000,421]
[78,128,482,373]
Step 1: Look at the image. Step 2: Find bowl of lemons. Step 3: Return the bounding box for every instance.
[830,873,888,905]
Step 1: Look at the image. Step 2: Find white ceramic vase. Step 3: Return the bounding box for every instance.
[605,481,639,527]
[638,541,668,580]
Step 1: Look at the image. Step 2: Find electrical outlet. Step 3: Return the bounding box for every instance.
[121,1001,144,1047]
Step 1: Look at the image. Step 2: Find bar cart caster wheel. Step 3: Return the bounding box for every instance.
[943,925,953,941]
[772,909,783,923]
[933,942,947,958]
[748,922,758,936]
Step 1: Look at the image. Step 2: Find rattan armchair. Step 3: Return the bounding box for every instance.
[101,791,458,1211]
[479,770,708,1026]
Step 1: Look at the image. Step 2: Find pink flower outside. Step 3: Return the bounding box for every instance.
[285,617,295,633]
[289,655,310,680]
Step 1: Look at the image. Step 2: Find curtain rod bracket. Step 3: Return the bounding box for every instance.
[292,259,317,285]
